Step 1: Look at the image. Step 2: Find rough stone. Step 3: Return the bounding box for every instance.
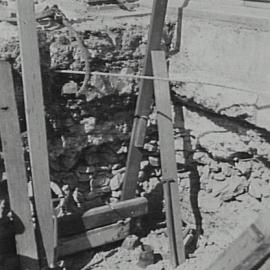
[111,190,122,199]
[248,178,263,200]
[148,156,160,167]
[213,172,226,182]
[110,171,124,191]
[61,81,78,95]
[80,117,96,134]
[235,160,252,177]
[75,166,91,182]
[90,172,111,193]
[121,235,140,251]
[220,163,233,177]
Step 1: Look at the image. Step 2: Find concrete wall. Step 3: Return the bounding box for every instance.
[166,1,270,131]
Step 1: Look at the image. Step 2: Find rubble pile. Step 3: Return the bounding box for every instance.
[173,108,270,222]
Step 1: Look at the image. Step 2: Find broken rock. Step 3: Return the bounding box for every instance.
[61,81,78,95]
[235,160,252,177]
[75,166,91,182]
[111,190,122,199]
[199,192,221,213]
[90,172,111,193]
[248,178,264,200]
[219,176,247,202]
[220,163,233,177]
[80,117,96,134]
[110,171,124,191]
[121,234,140,250]
[148,156,160,167]
[213,172,226,182]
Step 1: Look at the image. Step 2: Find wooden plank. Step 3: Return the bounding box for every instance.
[58,197,148,237]
[58,219,130,257]
[121,0,168,200]
[259,256,270,270]
[0,61,39,269]
[151,51,185,267]
[235,238,270,270]
[15,0,54,267]
[207,208,270,270]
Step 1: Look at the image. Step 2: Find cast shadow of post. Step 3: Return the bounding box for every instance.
[169,0,192,56]
[174,105,203,254]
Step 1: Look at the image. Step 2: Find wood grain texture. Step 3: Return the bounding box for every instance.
[58,197,148,237]
[235,239,270,270]
[15,0,54,266]
[121,0,168,200]
[0,61,39,269]
[151,51,185,267]
[58,219,130,257]
[207,209,270,270]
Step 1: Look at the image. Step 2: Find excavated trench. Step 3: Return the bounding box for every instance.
[1,9,270,270]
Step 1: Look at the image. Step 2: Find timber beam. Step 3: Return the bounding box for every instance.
[58,197,148,237]
[121,0,168,200]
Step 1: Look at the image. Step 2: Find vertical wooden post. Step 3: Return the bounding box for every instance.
[16,0,54,267]
[151,51,185,267]
[171,8,183,55]
[0,61,39,269]
[121,0,168,200]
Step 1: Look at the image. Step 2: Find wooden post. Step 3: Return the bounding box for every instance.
[121,0,168,200]
[151,51,185,267]
[0,61,39,269]
[16,0,54,267]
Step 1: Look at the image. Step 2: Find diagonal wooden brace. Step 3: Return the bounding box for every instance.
[121,0,169,201]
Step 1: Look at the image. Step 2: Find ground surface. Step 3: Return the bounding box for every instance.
[1,0,270,270]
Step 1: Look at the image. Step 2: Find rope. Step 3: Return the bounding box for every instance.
[54,69,269,98]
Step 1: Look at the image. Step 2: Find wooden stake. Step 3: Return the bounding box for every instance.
[0,61,39,269]
[16,0,54,267]
[151,50,185,267]
[121,0,168,200]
